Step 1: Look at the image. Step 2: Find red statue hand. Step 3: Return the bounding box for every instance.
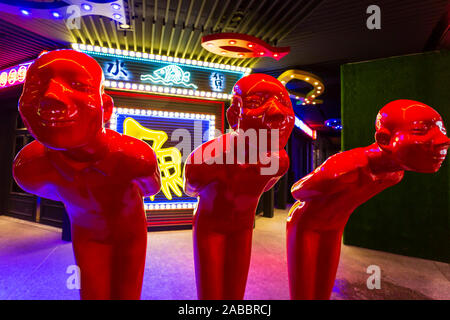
[184,74,294,300]
[287,100,450,300]
[13,49,161,300]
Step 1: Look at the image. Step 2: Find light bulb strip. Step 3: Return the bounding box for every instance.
[109,107,216,133]
[72,43,252,74]
[144,202,197,210]
[104,80,233,101]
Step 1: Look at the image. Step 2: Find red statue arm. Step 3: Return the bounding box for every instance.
[291,151,361,201]
[184,138,220,197]
[263,150,290,192]
[12,141,61,201]
[122,134,161,197]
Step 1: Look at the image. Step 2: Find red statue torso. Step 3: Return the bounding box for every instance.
[186,132,290,232]
[14,130,159,239]
[288,145,404,231]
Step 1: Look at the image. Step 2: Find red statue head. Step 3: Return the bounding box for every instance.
[375,99,450,173]
[227,73,295,150]
[19,49,113,150]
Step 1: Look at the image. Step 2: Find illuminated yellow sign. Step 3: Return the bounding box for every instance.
[124,117,184,200]
[277,69,324,105]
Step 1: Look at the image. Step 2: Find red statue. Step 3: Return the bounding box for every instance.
[287,100,450,300]
[13,50,161,300]
[184,74,295,299]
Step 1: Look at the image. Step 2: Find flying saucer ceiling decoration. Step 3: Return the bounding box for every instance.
[201,33,290,61]
[277,69,324,105]
[325,118,342,130]
[0,0,126,25]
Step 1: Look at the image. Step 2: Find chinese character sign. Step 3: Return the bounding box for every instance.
[210,72,225,92]
[124,117,184,200]
[106,60,129,80]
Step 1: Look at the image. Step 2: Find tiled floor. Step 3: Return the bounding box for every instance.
[0,210,449,300]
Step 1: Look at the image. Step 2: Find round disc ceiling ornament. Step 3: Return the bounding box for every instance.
[325,118,342,130]
[201,33,290,60]
[277,69,324,105]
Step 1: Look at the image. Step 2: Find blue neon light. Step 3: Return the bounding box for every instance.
[210,72,225,92]
[141,65,198,89]
[81,3,92,11]
[78,50,247,75]
[105,60,129,80]
[325,118,342,130]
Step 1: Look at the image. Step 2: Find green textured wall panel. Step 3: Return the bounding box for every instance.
[341,50,450,263]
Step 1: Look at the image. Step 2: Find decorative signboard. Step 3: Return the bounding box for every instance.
[0,61,33,90]
[74,44,249,100]
[109,107,215,210]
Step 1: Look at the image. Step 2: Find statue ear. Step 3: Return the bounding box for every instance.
[375,128,392,152]
[226,96,241,130]
[102,93,114,124]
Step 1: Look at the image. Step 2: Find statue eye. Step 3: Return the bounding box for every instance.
[245,95,263,108]
[277,95,290,106]
[411,127,428,135]
[71,81,92,92]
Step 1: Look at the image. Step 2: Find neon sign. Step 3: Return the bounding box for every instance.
[124,117,184,200]
[141,65,198,89]
[210,72,225,92]
[277,69,324,105]
[0,62,33,90]
[295,116,317,140]
[105,59,129,80]
[75,43,250,100]
[110,107,215,209]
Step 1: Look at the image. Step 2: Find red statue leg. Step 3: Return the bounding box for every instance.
[287,223,343,300]
[110,233,147,299]
[222,229,254,299]
[72,221,147,300]
[72,226,113,300]
[315,230,343,299]
[193,219,253,300]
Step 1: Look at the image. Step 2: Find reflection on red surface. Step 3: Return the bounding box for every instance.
[13,49,161,300]
[287,100,450,300]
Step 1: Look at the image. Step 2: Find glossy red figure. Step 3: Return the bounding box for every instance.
[13,50,161,300]
[287,100,450,300]
[184,74,295,299]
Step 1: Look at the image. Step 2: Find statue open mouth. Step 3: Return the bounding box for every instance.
[37,99,78,125]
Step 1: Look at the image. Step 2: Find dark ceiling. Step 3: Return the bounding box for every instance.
[0,0,448,132]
